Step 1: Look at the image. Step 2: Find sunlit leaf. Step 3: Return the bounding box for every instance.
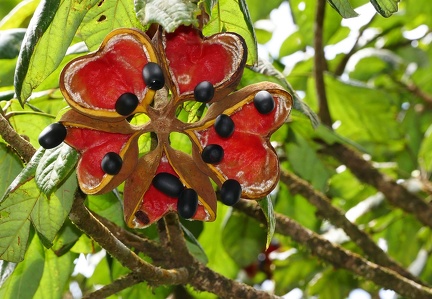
[0,29,26,59]
[204,0,257,65]
[14,0,99,104]
[0,0,40,30]
[35,143,78,196]
[31,171,77,246]
[0,235,44,299]
[370,0,400,17]
[0,143,23,198]
[258,196,275,249]
[222,210,266,267]
[33,250,74,298]
[181,223,208,264]
[81,0,143,51]
[327,0,358,18]
[135,0,197,33]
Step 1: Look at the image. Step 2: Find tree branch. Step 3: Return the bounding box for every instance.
[281,170,427,286]
[314,0,332,126]
[321,143,432,229]
[234,199,432,299]
[69,190,189,286]
[0,112,36,162]
[83,273,142,299]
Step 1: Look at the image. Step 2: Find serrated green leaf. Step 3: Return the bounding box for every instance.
[222,210,266,267]
[1,147,43,201]
[14,0,99,104]
[81,0,143,51]
[204,0,257,65]
[258,195,275,249]
[0,235,44,299]
[0,29,26,59]
[327,0,359,18]
[135,0,198,33]
[35,143,78,196]
[31,171,78,247]
[370,0,400,17]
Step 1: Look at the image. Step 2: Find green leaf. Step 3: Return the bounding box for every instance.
[14,0,98,104]
[204,0,257,65]
[51,218,82,256]
[0,235,45,299]
[31,171,78,247]
[135,0,198,33]
[279,31,305,57]
[87,192,125,227]
[0,29,26,59]
[258,196,275,249]
[0,0,40,30]
[33,250,75,299]
[35,143,78,196]
[181,223,208,264]
[0,143,23,199]
[81,0,143,51]
[327,0,359,18]
[1,147,43,199]
[222,210,266,267]
[370,0,400,17]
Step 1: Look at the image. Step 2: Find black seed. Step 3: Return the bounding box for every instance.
[194,81,214,103]
[214,114,235,138]
[143,62,165,90]
[115,93,139,116]
[135,210,150,225]
[38,122,67,149]
[201,144,224,164]
[152,172,184,198]
[220,179,241,206]
[177,188,198,219]
[253,90,275,114]
[101,152,123,175]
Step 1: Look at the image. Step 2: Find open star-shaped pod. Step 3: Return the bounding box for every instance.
[41,24,292,228]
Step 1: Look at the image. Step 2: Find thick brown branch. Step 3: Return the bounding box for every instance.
[234,199,432,299]
[314,0,332,126]
[0,113,36,162]
[281,170,426,286]
[69,190,189,286]
[322,143,432,228]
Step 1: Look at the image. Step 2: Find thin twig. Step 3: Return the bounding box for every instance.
[314,0,332,126]
[83,273,142,299]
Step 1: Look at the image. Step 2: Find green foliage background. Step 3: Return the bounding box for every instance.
[1,0,432,298]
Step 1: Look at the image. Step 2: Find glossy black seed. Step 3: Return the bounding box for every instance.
[253,90,275,114]
[101,152,123,175]
[143,62,165,90]
[220,179,242,206]
[177,188,198,219]
[152,172,184,198]
[214,114,235,138]
[194,81,214,103]
[38,122,67,149]
[115,93,139,116]
[135,210,150,225]
[201,144,224,164]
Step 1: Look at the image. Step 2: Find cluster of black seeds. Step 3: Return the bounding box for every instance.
[38,122,67,149]
[152,172,198,219]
